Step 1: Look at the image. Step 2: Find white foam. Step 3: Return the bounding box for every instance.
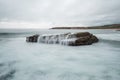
[37,33,77,45]
[0,30,120,80]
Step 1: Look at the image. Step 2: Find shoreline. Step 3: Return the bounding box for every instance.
[50,24,120,30]
[50,28,120,30]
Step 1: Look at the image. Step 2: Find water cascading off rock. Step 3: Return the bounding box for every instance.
[26,32,99,46]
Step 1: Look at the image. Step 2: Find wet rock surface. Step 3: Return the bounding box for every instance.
[26,32,99,46]
[26,34,39,42]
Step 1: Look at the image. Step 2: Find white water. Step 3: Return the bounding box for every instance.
[0,29,120,80]
[37,33,76,45]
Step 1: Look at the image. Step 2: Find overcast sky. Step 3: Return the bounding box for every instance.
[0,0,120,28]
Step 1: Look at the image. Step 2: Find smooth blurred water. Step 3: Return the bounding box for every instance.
[0,29,120,80]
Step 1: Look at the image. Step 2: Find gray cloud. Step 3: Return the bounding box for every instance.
[0,0,120,28]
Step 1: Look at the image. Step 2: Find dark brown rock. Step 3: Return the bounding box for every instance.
[75,32,91,37]
[69,32,99,46]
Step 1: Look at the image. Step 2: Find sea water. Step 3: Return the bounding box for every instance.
[0,29,120,80]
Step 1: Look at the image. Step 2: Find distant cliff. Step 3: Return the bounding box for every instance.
[51,24,120,29]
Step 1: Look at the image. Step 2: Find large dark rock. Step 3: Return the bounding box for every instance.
[26,32,99,46]
[69,32,99,46]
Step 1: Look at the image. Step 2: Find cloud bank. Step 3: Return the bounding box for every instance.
[0,0,120,28]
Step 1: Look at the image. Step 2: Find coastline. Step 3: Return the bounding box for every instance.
[50,24,120,30]
[50,28,120,31]
[50,28,120,30]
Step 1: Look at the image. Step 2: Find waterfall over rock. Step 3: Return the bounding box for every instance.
[26,32,99,46]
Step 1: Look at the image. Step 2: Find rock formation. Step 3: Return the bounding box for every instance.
[26,32,99,46]
[26,34,39,42]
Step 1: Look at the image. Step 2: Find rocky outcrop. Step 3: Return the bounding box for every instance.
[66,32,98,46]
[26,34,39,42]
[26,32,99,46]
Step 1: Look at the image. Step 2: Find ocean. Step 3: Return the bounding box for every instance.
[0,29,120,80]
